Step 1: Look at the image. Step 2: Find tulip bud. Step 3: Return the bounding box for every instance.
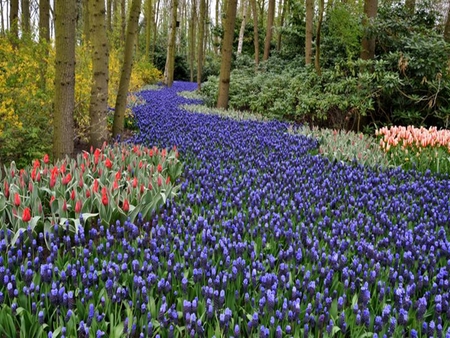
[14,193,21,207]
[157,164,163,173]
[123,199,130,212]
[43,154,50,164]
[75,200,82,213]
[70,190,76,200]
[22,207,31,222]
[105,158,112,169]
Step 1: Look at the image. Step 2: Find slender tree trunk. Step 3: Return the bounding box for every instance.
[107,0,112,31]
[53,0,76,160]
[164,0,178,86]
[263,0,275,60]
[152,0,160,61]
[83,0,90,43]
[305,0,313,65]
[112,0,141,138]
[10,0,19,42]
[360,0,377,60]
[444,5,450,43]
[89,0,110,149]
[197,0,206,89]
[0,1,4,35]
[217,0,238,108]
[237,0,248,55]
[276,0,286,52]
[121,0,126,42]
[189,0,196,81]
[39,0,50,42]
[250,0,259,67]
[145,0,153,59]
[21,0,30,35]
[314,0,324,75]
[213,0,219,53]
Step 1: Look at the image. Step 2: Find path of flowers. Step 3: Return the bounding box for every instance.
[129,82,450,336]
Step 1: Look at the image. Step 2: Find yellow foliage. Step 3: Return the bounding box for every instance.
[0,35,162,166]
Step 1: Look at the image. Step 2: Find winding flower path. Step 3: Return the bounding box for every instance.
[127,81,450,336]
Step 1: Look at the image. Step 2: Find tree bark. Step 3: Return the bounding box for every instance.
[21,0,30,35]
[197,0,206,89]
[89,0,110,149]
[250,0,259,67]
[39,0,50,42]
[263,0,275,60]
[10,0,19,42]
[444,5,450,43]
[237,0,248,55]
[121,0,126,42]
[53,0,76,160]
[276,0,286,52]
[314,0,324,75]
[107,0,112,31]
[216,0,238,108]
[83,0,90,43]
[0,1,4,34]
[360,0,378,60]
[145,0,153,60]
[112,0,141,138]
[189,0,196,82]
[305,0,313,65]
[164,0,178,87]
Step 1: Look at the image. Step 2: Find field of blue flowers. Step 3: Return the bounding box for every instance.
[2,81,450,337]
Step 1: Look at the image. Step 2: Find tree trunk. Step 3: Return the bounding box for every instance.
[107,0,112,31]
[0,1,4,35]
[39,0,50,42]
[83,0,90,43]
[112,0,141,138]
[360,0,378,60]
[250,0,259,67]
[237,0,248,55]
[121,0,126,42]
[189,0,196,82]
[263,0,275,60]
[89,0,110,149]
[444,5,450,43]
[314,0,324,75]
[216,0,238,108]
[305,0,313,65]
[152,0,160,62]
[197,0,206,89]
[145,0,153,60]
[53,0,76,160]
[213,0,219,53]
[10,0,19,41]
[164,0,178,87]
[276,0,286,52]
[404,0,415,14]
[21,0,30,35]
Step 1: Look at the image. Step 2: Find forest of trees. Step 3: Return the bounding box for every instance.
[1,0,450,166]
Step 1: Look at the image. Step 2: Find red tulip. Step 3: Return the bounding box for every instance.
[36,172,41,182]
[43,154,49,164]
[62,173,71,185]
[4,181,9,198]
[132,177,138,188]
[157,176,162,187]
[14,193,21,207]
[70,190,76,200]
[86,189,91,198]
[105,158,112,169]
[101,187,108,206]
[115,171,121,180]
[93,179,99,193]
[60,163,66,174]
[22,207,31,222]
[157,164,163,173]
[113,180,119,190]
[49,196,55,206]
[62,200,67,212]
[166,176,171,185]
[33,159,40,169]
[75,200,82,213]
[149,149,154,157]
[122,199,130,212]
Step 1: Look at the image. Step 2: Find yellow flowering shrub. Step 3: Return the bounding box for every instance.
[0,36,161,167]
[0,36,54,168]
